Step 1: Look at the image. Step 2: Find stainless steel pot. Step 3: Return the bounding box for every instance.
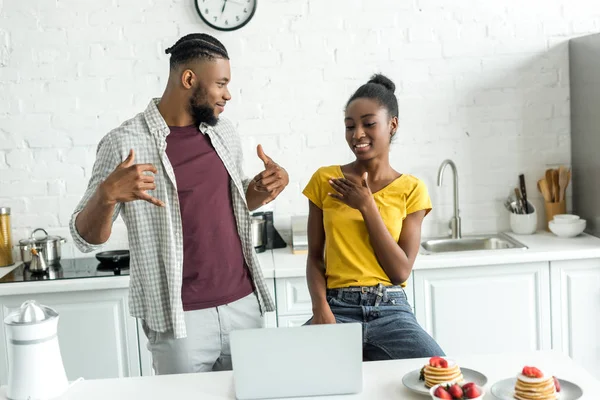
[18,228,67,266]
[251,216,265,248]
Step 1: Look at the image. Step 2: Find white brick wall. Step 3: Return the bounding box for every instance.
[1,0,599,259]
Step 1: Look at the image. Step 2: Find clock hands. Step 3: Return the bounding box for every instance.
[221,0,228,13]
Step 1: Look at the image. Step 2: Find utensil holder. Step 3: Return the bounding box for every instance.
[544,201,566,231]
[509,202,537,235]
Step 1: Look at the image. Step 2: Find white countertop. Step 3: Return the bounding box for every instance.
[0,260,131,295]
[2,232,600,294]
[8,350,597,400]
[272,231,600,278]
[0,252,274,296]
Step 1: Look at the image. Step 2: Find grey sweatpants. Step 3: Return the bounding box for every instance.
[142,292,263,374]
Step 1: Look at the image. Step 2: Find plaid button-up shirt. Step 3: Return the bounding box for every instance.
[70,99,275,339]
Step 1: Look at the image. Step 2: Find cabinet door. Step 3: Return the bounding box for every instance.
[0,289,140,385]
[276,277,312,316]
[278,315,311,328]
[551,259,600,379]
[137,319,154,377]
[413,262,551,356]
[264,278,278,328]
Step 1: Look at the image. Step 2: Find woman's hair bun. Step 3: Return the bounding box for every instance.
[367,74,395,93]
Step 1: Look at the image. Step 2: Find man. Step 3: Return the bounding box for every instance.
[70,33,288,374]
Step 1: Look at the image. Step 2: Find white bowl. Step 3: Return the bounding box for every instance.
[552,214,580,224]
[429,382,484,400]
[549,219,586,238]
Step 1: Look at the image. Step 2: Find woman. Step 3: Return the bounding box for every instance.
[302,74,444,360]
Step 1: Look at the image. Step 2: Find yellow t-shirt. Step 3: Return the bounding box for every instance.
[302,165,432,289]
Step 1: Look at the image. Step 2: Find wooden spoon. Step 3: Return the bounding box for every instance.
[558,166,569,202]
[552,169,560,203]
[538,179,552,203]
[545,169,554,202]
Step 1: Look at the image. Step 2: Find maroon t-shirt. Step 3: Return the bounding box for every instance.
[166,125,253,311]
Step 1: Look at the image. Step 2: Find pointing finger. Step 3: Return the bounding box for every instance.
[256,144,272,166]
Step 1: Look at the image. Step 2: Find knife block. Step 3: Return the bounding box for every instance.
[544,201,566,231]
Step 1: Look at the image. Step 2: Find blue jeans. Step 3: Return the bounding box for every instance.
[306,284,445,361]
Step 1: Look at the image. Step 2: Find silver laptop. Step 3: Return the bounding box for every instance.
[230,323,363,400]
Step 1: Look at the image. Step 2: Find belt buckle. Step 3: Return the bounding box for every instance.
[361,287,369,294]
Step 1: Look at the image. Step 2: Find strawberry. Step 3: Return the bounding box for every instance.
[553,376,561,392]
[429,356,449,368]
[448,383,463,399]
[464,385,481,399]
[462,382,476,391]
[522,366,543,378]
[433,386,453,400]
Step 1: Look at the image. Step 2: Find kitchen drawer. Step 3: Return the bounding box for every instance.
[275,277,312,316]
[278,314,311,328]
[264,311,278,328]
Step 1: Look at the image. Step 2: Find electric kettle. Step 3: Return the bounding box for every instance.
[4,300,69,400]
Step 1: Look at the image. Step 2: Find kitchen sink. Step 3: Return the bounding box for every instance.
[420,233,527,254]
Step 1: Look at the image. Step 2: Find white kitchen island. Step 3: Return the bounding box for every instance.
[2,350,597,400]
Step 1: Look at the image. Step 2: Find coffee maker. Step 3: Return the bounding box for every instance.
[251,211,287,253]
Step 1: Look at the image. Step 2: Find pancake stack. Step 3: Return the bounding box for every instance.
[422,358,464,388]
[514,370,558,400]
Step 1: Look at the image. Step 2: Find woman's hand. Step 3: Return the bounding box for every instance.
[311,306,337,325]
[328,172,375,213]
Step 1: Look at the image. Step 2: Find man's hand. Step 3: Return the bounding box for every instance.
[99,149,165,207]
[250,144,289,206]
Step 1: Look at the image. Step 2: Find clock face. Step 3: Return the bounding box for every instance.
[195,0,257,31]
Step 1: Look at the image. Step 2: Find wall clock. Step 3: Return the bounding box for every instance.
[195,0,257,31]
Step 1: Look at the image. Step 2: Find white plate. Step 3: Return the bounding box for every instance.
[491,377,583,399]
[402,367,488,396]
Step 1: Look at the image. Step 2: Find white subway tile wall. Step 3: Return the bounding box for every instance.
[1,0,597,258]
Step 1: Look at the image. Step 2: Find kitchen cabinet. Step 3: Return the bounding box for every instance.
[0,288,140,386]
[413,262,552,356]
[275,275,417,328]
[278,315,311,327]
[550,258,600,379]
[264,278,278,328]
[275,277,312,319]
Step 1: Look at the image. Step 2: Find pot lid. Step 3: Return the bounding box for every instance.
[4,300,58,325]
[18,228,64,246]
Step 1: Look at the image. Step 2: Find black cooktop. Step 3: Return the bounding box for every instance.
[0,257,130,284]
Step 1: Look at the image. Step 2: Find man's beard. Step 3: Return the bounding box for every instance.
[189,85,218,126]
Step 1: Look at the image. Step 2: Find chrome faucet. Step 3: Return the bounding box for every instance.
[437,159,461,239]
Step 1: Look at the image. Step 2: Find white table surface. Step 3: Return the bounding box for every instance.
[4,350,596,400]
